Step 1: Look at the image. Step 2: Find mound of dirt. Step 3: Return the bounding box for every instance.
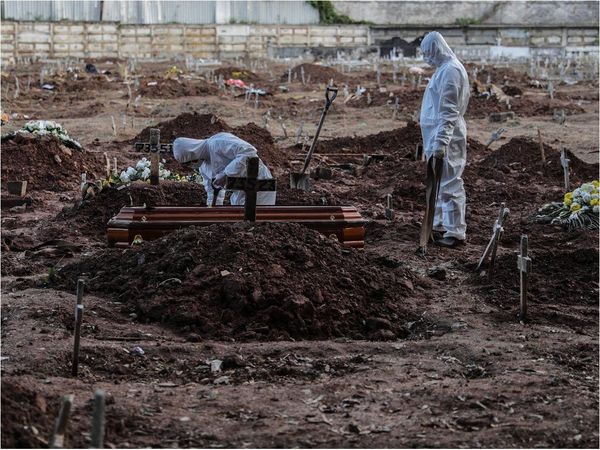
[479,137,598,182]
[474,231,598,309]
[60,74,121,93]
[213,67,261,82]
[502,85,523,96]
[57,223,418,341]
[132,113,289,170]
[54,181,207,239]
[133,112,230,143]
[1,379,55,448]
[138,79,217,99]
[231,122,291,170]
[291,121,422,155]
[284,63,345,84]
[467,95,584,118]
[0,134,103,191]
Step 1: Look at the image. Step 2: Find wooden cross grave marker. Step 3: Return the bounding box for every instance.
[132,128,173,185]
[475,202,510,276]
[225,157,276,221]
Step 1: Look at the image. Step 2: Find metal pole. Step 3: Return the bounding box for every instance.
[90,389,106,448]
[49,394,74,448]
[518,235,531,322]
[72,279,84,376]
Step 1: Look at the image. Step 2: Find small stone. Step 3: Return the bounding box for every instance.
[131,346,144,356]
[427,267,447,280]
[61,147,72,157]
[53,154,62,164]
[210,359,223,373]
[220,270,231,277]
[213,376,229,385]
[366,317,392,330]
[179,416,191,422]
[348,423,360,434]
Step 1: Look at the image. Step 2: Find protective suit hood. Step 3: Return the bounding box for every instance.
[173,138,209,163]
[420,31,456,67]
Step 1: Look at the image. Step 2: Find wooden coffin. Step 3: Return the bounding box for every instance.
[107,206,366,248]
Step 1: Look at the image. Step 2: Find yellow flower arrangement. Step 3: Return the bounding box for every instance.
[563,192,573,206]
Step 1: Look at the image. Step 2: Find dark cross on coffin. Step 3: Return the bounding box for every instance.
[225,157,276,221]
[133,128,173,186]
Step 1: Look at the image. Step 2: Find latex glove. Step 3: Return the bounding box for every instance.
[213,172,226,189]
[432,145,446,159]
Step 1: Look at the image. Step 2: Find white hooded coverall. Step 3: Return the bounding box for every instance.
[419,31,470,241]
[173,132,276,206]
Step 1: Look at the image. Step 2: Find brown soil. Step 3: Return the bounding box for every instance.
[0,134,103,192]
[502,85,523,96]
[137,78,217,99]
[289,120,423,155]
[344,87,425,110]
[56,222,419,341]
[284,63,346,84]
[467,95,585,118]
[478,136,598,182]
[1,379,56,448]
[1,59,598,449]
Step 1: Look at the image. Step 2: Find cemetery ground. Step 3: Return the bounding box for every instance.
[1,59,598,448]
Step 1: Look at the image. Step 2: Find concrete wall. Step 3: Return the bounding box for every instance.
[333,1,599,26]
[1,21,598,63]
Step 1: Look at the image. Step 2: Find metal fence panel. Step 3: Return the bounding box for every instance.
[2,0,101,21]
[1,0,316,23]
[232,1,319,24]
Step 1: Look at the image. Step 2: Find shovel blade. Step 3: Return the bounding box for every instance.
[289,172,311,190]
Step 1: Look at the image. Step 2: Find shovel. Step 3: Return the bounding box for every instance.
[418,155,444,255]
[290,86,338,190]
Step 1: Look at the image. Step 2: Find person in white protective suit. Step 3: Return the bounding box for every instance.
[173,132,276,206]
[419,31,470,248]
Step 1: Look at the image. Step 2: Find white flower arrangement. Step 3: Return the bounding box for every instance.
[17,120,82,149]
[112,157,201,185]
[535,180,600,230]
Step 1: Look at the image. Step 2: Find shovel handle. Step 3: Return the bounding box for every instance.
[300,87,338,176]
[325,87,338,109]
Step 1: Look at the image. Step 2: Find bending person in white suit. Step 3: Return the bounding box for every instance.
[173,132,276,206]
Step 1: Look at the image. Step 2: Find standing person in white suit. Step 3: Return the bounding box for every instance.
[419,31,470,248]
[173,132,276,206]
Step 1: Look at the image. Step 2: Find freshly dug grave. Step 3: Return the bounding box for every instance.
[57,223,419,341]
[132,112,290,169]
[1,379,56,448]
[479,137,598,182]
[283,63,346,84]
[137,78,217,99]
[54,181,206,239]
[472,225,598,312]
[0,134,103,191]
